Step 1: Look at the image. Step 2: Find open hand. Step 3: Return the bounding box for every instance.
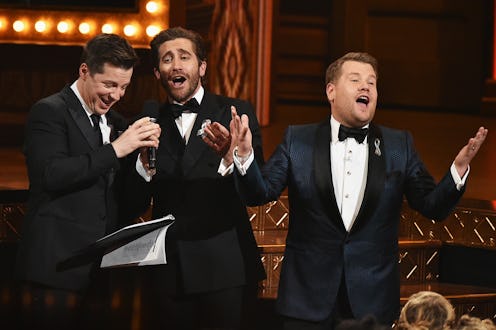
[454,126,488,177]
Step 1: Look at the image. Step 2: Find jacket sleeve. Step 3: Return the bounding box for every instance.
[24,99,120,193]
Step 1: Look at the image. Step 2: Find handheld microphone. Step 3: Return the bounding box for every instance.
[143,99,160,170]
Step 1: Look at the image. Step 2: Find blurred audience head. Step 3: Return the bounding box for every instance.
[456,314,496,330]
[336,314,390,330]
[396,291,455,330]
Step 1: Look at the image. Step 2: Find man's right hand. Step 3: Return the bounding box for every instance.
[111,117,161,158]
[230,107,252,158]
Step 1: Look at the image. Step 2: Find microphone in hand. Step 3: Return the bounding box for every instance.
[143,99,160,170]
[148,117,157,169]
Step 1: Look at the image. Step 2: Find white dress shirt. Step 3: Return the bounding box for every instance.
[330,116,368,231]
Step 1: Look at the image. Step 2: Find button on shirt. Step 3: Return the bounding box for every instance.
[330,116,368,232]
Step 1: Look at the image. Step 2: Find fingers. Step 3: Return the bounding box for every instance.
[467,126,488,153]
[231,105,238,119]
[202,122,231,156]
[129,117,161,146]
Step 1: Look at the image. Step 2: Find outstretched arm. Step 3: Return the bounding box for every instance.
[453,126,488,177]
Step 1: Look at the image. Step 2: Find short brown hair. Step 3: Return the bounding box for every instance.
[80,33,138,74]
[325,52,378,85]
[149,26,207,70]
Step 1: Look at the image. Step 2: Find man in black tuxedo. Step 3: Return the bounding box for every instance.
[126,27,265,330]
[228,52,488,329]
[15,33,161,330]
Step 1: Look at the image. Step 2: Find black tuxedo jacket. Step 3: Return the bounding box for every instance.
[16,85,128,291]
[125,91,266,295]
[235,118,465,325]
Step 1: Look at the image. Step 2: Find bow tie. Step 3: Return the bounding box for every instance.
[171,98,200,119]
[338,125,368,144]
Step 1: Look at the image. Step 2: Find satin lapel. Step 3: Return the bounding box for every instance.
[350,123,386,233]
[159,103,186,162]
[314,119,345,230]
[104,110,122,187]
[182,93,218,176]
[62,86,100,149]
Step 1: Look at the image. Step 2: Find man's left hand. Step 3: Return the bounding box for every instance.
[202,114,234,163]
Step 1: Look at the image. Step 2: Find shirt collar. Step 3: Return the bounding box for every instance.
[70,81,108,125]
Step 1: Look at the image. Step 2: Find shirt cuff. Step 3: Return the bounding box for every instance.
[233,146,254,176]
[450,162,469,191]
[136,154,152,182]
[217,159,234,176]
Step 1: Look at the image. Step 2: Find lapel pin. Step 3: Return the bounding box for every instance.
[196,119,211,138]
[374,138,381,157]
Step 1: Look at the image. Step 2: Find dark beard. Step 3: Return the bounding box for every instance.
[161,76,200,104]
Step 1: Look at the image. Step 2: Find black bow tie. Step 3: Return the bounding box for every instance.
[170,98,201,118]
[338,125,368,143]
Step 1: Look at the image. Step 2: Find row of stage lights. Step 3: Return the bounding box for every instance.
[2,19,162,38]
[0,0,166,46]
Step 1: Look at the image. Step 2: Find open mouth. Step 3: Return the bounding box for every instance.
[171,76,186,87]
[101,98,113,108]
[356,95,369,105]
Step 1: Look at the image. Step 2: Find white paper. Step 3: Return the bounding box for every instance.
[100,220,174,268]
[97,214,174,242]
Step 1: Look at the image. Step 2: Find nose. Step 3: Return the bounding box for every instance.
[359,81,369,91]
[109,88,122,102]
[171,58,182,71]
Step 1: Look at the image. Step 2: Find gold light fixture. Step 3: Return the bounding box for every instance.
[0,0,169,48]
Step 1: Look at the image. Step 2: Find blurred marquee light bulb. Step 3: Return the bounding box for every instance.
[13,20,25,32]
[101,23,113,34]
[57,21,69,33]
[146,25,160,37]
[146,1,159,13]
[34,20,47,33]
[123,24,137,37]
[79,22,90,34]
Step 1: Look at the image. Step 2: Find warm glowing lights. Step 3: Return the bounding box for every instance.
[0,0,168,47]
[34,21,47,33]
[146,25,161,37]
[146,1,159,13]
[57,21,70,33]
[12,20,25,32]
[123,24,138,37]
[101,23,114,34]
[79,22,91,35]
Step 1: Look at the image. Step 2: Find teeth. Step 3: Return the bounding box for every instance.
[357,96,368,104]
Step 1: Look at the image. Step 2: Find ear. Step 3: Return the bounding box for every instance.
[153,67,161,80]
[79,63,89,79]
[326,82,335,104]
[199,60,207,78]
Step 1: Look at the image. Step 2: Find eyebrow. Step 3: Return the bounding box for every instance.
[347,72,377,80]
